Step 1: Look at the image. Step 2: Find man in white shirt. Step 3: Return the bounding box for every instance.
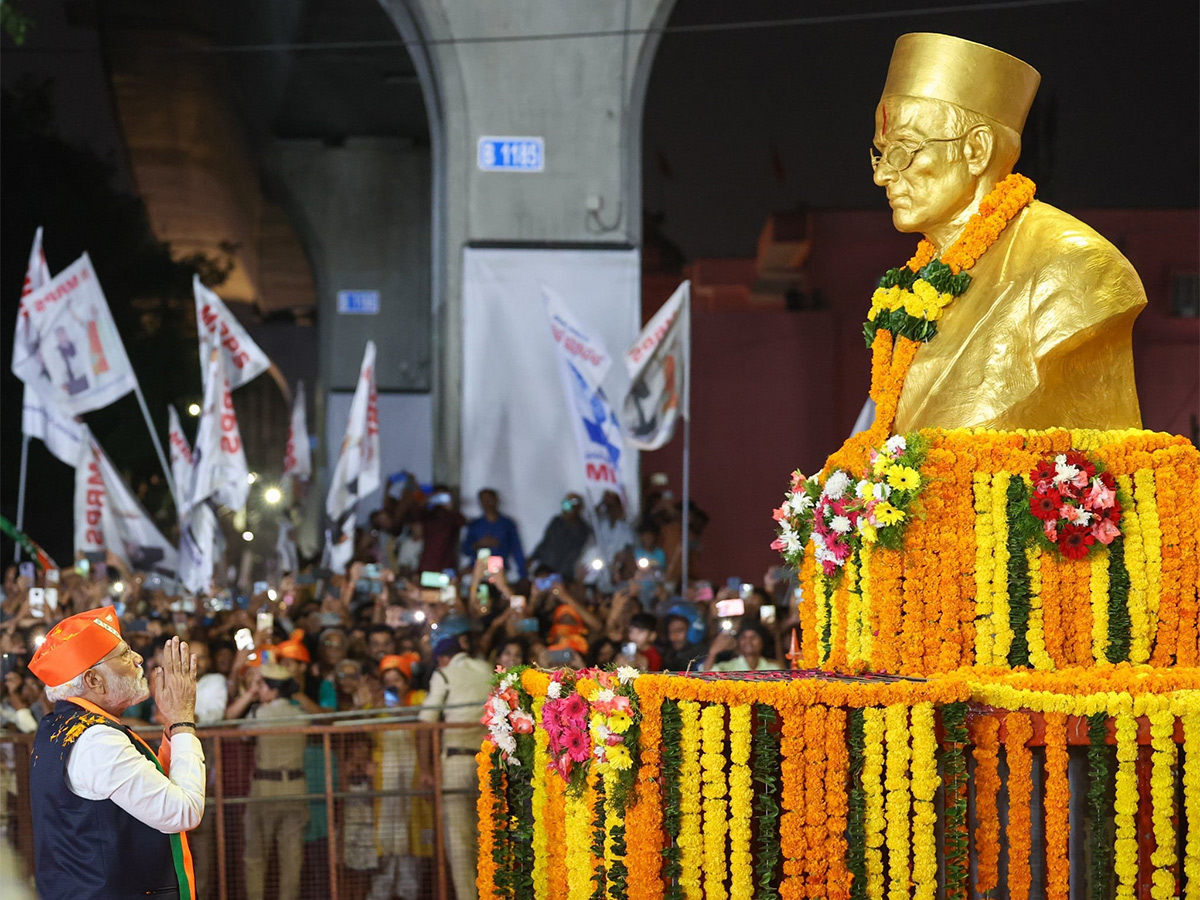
[28,606,205,900]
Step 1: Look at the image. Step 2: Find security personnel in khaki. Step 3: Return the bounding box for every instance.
[242,664,309,900]
[419,635,492,900]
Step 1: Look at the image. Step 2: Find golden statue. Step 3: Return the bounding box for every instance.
[873,33,1146,433]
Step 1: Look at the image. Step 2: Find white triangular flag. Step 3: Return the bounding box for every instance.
[12,253,137,416]
[621,280,690,450]
[185,350,250,515]
[194,275,270,391]
[283,380,312,480]
[325,342,380,572]
[74,427,178,574]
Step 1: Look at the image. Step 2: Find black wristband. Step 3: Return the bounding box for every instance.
[168,721,197,734]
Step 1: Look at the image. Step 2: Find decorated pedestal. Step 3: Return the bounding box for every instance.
[776,428,1200,676]
[478,666,1200,900]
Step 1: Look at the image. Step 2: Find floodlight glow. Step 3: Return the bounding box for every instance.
[263,486,283,505]
[242,531,254,542]
[187,403,201,417]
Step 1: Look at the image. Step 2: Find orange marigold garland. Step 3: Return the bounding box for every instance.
[1043,712,1071,900]
[1175,460,1200,666]
[971,716,1002,895]
[823,707,852,900]
[1149,465,1181,665]
[477,742,501,900]
[804,704,830,894]
[1004,712,1034,900]
[627,679,665,900]
[780,697,808,900]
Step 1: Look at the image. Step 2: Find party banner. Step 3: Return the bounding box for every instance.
[622,280,689,451]
[461,248,640,551]
[184,351,250,515]
[12,252,136,416]
[16,229,85,465]
[325,341,380,572]
[543,286,631,511]
[194,275,270,390]
[74,428,177,574]
[283,379,312,480]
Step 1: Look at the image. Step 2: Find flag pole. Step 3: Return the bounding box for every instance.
[679,287,692,595]
[13,435,30,562]
[132,381,177,503]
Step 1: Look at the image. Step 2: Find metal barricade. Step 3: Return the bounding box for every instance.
[0,713,483,900]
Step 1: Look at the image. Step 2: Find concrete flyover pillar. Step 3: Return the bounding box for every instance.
[379,0,676,485]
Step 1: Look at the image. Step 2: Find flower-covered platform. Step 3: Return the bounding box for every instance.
[478,665,1199,900]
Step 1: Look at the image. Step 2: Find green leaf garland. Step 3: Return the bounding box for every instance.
[752,703,782,900]
[661,700,684,900]
[1105,538,1132,663]
[1005,477,1033,668]
[1087,713,1113,900]
[845,707,867,900]
[940,702,969,900]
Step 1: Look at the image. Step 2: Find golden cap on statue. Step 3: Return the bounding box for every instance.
[882,33,1041,133]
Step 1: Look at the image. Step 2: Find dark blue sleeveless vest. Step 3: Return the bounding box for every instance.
[30,700,183,900]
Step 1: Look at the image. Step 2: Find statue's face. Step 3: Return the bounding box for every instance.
[872,96,979,237]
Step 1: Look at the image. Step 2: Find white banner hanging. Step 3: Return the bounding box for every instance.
[461,248,640,552]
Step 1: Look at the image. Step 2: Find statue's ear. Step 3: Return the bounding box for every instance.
[962,125,994,176]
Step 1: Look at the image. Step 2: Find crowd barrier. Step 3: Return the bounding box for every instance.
[1,711,483,900]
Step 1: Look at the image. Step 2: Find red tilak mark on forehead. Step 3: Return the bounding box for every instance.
[882,104,888,136]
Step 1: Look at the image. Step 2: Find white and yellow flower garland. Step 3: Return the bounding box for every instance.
[678,700,703,900]
[862,709,886,900]
[728,704,754,900]
[700,703,729,900]
[1112,708,1138,900]
[910,703,938,900]
[883,704,911,900]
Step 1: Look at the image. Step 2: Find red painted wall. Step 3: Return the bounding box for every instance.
[641,208,1199,584]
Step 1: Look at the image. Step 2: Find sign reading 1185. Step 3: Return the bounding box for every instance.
[477,136,545,172]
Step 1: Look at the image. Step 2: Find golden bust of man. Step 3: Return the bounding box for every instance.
[874,33,1146,432]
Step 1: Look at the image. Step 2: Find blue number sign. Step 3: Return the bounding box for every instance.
[477,137,545,172]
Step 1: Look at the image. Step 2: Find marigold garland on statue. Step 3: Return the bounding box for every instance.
[678,700,703,900]
[1043,712,1071,900]
[1087,713,1112,900]
[1113,708,1138,900]
[971,716,1001,896]
[909,703,938,900]
[1147,702,1176,900]
[861,709,886,900]
[1004,712,1034,900]
[882,704,911,900]
[728,704,754,900]
[1182,711,1200,900]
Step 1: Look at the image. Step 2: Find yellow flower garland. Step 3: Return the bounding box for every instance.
[862,709,886,900]
[1113,708,1138,900]
[909,703,938,900]
[728,704,754,900]
[1136,471,1163,645]
[1089,546,1111,663]
[859,543,875,666]
[883,704,911,900]
[678,700,703,900]
[973,472,996,666]
[1027,546,1054,669]
[1182,710,1200,900]
[532,698,551,900]
[1148,702,1176,900]
[566,787,594,900]
[1118,474,1152,663]
[700,703,729,900]
[990,473,1013,662]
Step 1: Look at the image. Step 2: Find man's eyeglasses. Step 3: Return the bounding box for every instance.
[870,133,968,172]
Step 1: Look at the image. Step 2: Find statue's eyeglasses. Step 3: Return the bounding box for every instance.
[870,133,968,172]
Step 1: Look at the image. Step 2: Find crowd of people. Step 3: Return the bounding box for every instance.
[1,477,799,900]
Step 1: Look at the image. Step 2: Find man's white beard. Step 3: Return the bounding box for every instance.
[108,669,150,709]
